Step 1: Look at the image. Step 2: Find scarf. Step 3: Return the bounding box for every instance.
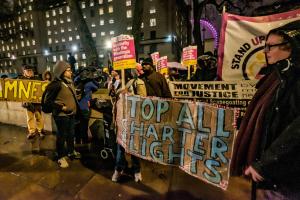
[230,71,280,175]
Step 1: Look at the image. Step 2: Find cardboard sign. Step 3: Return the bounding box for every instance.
[151,52,160,66]
[182,46,197,67]
[156,56,168,75]
[0,79,48,103]
[112,35,136,70]
[169,80,257,109]
[116,94,238,190]
[218,9,300,80]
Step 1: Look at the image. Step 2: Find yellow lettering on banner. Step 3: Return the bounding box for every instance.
[31,82,41,100]
[19,81,31,99]
[4,80,17,98]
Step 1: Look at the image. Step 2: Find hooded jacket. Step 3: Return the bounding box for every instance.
[47,61,78,116]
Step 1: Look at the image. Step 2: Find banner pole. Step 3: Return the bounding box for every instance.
[121,69,125,89]
[188,65,191,80]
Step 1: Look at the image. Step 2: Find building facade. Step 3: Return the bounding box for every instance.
[0,0,189,75]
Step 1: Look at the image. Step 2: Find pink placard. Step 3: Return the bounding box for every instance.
[151,52,160,65]
[112,35,136,70]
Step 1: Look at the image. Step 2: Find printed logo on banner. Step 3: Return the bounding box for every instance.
[218,9,300,80]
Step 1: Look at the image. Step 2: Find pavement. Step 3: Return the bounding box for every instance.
[0,123,252,200]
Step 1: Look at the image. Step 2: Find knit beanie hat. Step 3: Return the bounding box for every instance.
[53,60,70,79]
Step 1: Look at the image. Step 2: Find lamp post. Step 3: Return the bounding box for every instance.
[105,40,112,72]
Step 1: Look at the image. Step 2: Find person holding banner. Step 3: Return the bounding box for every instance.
[21,65,45,140]
[231,20,300,199]
[112,64,146,183]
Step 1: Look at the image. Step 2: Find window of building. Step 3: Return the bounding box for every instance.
[92,32,96,37]
[99,54,104,58]
[60,19,64,24]
[30,22,34,28]
[99,0,103,4]
[76,35,80,39]
[126,0,131,6]
[21,41,25,47]
[32,40,35,45]
[140,32,144,40]
[53,55,57,62]
[150,44,157,52]
[82,53,86,59]
[101,32,105,36]
[68,27,72,31]
[60,55,63,60]
[20,34,24,39]
[67,16,71,22]
[53,20,57,25]
[99,8,104,15]
[62,38,65,42]
[52,10,56,16]
[108,0,112,2]
[83,14,87,19]
[150,8,156,14]
[126,10,132,18]
[61,28,64,33]
[90,9,95,17]
[66,6,70,12]
[109,19,114,24]
[110,31,114,35]
[46,20,50,26]
[26,40,30,46]
[69,36,72,41]
[100,19,104,25]
[108,5,113,13]
[150,18,156,27]
[90,0,94,6]
[127,26,132,30]
[91,23,96,27]
[56,46,59,51]
[141,22,144,28]
[150,31,156,39]
[81,2,86,8]
[55,39,59,43]
[59,8,63,14]
[28,5,32,10]
[47,30,51,35]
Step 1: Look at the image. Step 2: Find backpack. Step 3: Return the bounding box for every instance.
[41,80,61,113]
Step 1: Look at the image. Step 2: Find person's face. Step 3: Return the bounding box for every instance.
[45,74,51,80]
[24,69,34,77]
[63,67,72,79]
[142,64,153,73]
[111,70,118,78]
[264,34,291,65]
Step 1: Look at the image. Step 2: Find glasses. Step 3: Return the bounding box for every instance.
[264,42,289,52]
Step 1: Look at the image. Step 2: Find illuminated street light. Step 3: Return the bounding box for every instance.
[71,44,78,52]
[44,50,49,56]
[166,34,172,42]
[105,40,112,49]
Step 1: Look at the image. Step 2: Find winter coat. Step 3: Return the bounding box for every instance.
[252,65,300,192]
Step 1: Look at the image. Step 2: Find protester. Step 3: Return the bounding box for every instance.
[231,20,300,199]
[48,60,81,168]
[74,67,99,145]
[21,65,45,140]
[67,52,77,74]
[111,64,147,183]
[43,70,52,81]
[141,57,172,98]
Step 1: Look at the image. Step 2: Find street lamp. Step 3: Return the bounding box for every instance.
[105,40,112,49]
[43,50,49,56]
[71,44,78,52]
